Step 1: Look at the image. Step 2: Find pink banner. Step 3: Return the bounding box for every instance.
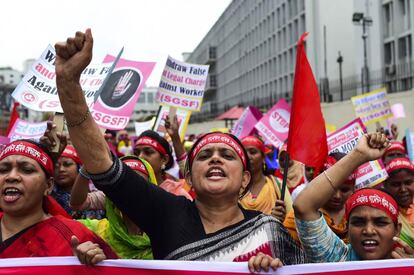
[92,56,155,130]
[0,257,414,275]
[327,118,388,189]
[0,136,9,151]
[231,106,262,139]
[255,99,290,148]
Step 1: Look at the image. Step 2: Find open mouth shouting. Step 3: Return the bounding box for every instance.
[206,167,226,180]
[361,239,379,252]
[3,187,22,203]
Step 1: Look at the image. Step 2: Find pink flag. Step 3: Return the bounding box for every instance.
[232,106,262,139]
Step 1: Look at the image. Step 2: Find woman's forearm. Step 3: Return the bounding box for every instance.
[293,150,365,221]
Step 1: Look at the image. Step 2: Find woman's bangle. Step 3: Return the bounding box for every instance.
[323,170,336,191]
[66,109,90,128]
[78,166,91,180]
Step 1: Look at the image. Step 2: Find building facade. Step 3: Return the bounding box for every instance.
[0,67,23,134]
[125,86,159,133]
[380,0,414,93]
[186,0,414,122]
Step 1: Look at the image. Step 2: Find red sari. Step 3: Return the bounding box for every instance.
[0,213,117,258]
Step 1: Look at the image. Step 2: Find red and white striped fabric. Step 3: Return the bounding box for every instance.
[0,257,413,274]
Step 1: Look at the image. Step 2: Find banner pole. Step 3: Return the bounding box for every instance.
[152,105,162,131]
[280,152,290,201]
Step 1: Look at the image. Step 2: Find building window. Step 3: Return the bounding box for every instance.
[399,0,411,31]
[138,92,146,103]
[209,46,217,59]
[384,41,396,77]
[383,2,393,38]
[398,35,411,61]
[298,0,305,12]
[147,92,154,103]
[210,75,217,87]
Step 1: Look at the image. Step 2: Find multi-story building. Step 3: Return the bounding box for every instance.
[380,0,413,92]
[187,0,414,122]
[0,67,22,87]
[125,86,159,134]
[0,67,23,134]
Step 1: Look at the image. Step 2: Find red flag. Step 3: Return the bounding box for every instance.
[287,33,327,170]
[6,102,19,136]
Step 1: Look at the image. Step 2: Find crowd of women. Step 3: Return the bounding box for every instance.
[1,29,414,273]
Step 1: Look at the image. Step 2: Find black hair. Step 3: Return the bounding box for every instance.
[137,130,173,170]
[185,132,252,197]
[105,129,117,137]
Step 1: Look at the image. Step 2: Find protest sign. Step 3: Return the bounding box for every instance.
[327,118,388,189]
[231,106,262,139]
[12,45,118,112]
[92,55,155,130]
[351,88,393,125]
[0,136,10,151]
[1,256,414,275]
[7,118,47,142]
[255,99,290,148]
[156,56,209,111]
[391,103,406,119]
[153,105,191,140]
[406,129,414,163]
[135,117,156,136]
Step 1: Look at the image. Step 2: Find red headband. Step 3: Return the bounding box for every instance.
[122,159,149,177]
[60,145,82,165]
[241,136,271,154]
[384,141,407,157]
[324,156,356,183]
[135,137,167,155]
[0,141,54,176]
[386,157,414,174]
[191,133,247,170]
[345,189,399,223]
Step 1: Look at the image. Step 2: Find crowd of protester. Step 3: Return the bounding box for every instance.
[1,29,414,273]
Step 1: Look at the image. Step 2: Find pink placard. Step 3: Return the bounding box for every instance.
[254,99,291,148]
[231,106,262,139]
[0,135,9,151]
[92,55,155,130]
[391,103,406,119]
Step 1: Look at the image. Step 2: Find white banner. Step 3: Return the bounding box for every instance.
[156,56,209,111]
[12,45,115,112]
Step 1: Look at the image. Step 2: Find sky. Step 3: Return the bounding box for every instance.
[0,0,231,86]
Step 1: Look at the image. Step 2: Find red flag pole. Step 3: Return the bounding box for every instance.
[280,153,289,201]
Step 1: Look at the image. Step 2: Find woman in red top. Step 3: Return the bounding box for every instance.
[0,139,117,263]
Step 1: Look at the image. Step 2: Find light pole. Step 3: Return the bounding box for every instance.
[352,12,373,94]
[337,51,344,101]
